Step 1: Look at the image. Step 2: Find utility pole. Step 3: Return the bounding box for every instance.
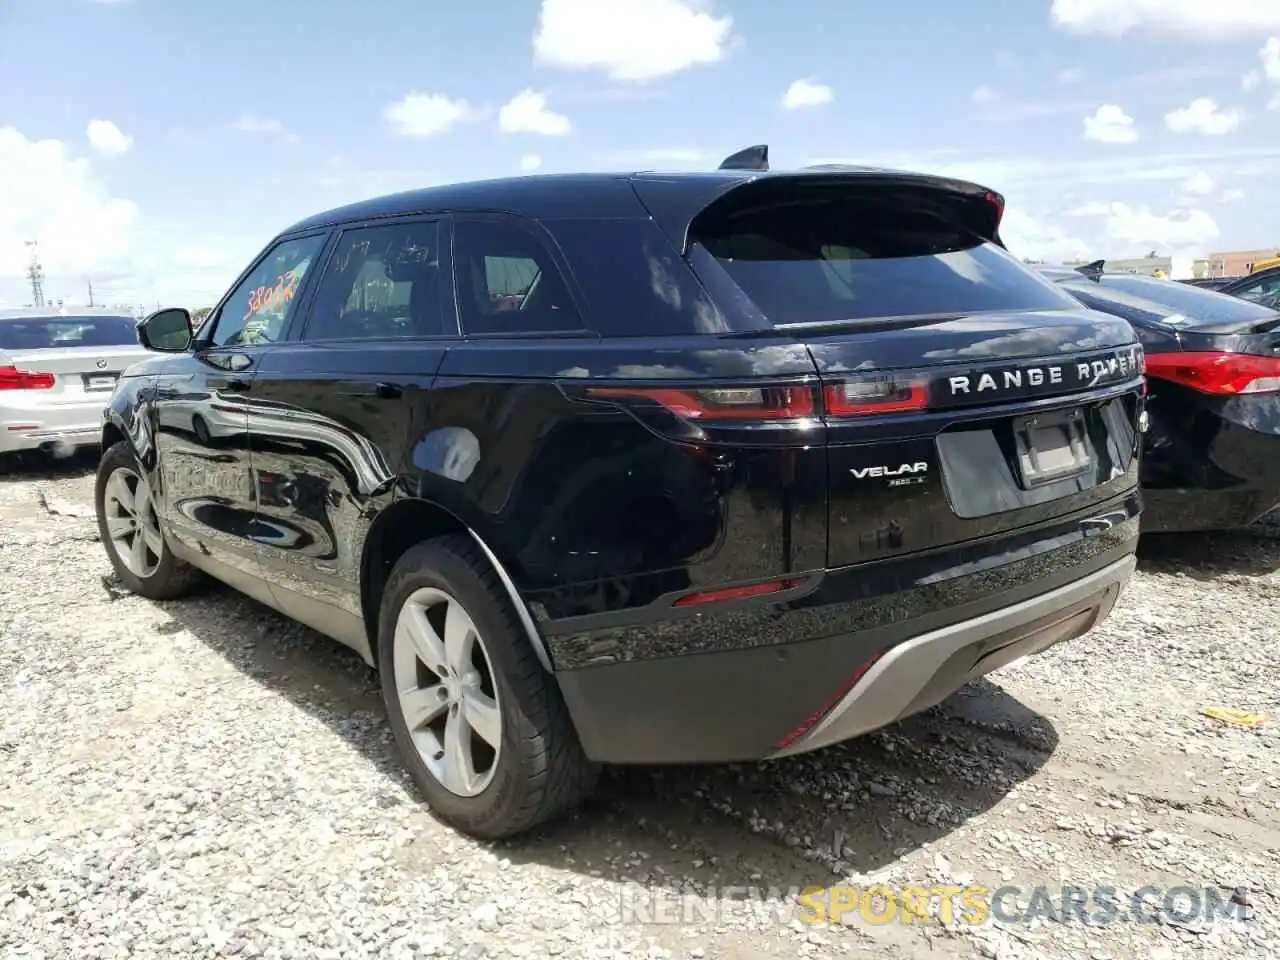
[24,241,46,308]
[87,278,96,307]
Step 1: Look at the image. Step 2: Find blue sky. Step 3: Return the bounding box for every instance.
[1,0,1279,308]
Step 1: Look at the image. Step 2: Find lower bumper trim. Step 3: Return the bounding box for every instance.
[768,554,1136,758]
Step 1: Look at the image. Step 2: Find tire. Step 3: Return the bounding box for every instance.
[95,441,202,601]
[378,535,598,840]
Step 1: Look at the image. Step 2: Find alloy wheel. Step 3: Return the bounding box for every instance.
[393,586,502,797]
[102,466,164,579]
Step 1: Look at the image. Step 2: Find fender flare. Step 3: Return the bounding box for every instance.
[466,526,555,673]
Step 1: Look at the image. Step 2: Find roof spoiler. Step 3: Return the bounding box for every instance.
[1075,259,1105,277]
[717,144,769,172]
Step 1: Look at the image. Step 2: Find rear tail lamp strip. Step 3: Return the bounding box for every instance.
[583,378,928,420]
[1145,352,1280,396]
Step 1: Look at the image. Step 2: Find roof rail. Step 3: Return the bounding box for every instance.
[718,144,769,172]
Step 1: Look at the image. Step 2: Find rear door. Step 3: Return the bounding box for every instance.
[245,215,452,647]
[677,176,1145,568]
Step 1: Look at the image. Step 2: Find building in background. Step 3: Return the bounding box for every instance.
[1196,248,1280,279]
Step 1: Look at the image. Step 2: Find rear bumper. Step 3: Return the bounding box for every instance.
[0,396,110,454]
[556,532,1138,765]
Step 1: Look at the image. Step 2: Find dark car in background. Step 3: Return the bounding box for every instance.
[95,153,1145,839]
[1044,264,1280,532]
[1181,265,1280,311]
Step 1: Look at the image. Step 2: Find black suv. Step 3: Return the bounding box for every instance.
[97,151,1146,839]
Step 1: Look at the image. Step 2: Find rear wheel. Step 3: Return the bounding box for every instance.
[378,536,598,839]
[95,442,201,601]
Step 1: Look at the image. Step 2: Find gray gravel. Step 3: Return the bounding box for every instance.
[1,452,1277,959]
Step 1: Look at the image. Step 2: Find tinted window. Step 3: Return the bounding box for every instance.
[1082,275,1280,324]
[453,218,584,335]
[305,221,442,340]
[543,218,730,336]
[1231,273,1280,310]
[208,234,327,347]
[0,315,136,351]
[689,196,1076,325]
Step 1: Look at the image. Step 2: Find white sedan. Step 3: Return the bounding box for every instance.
[0,308,153,456]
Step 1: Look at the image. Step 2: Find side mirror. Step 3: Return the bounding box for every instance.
[138,307,193,352]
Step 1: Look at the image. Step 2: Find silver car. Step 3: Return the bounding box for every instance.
[0,308,153,456]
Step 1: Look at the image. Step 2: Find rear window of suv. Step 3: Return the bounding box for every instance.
[688,193,1077,325]
[1064,275,1280,326]
[0,315,137,350]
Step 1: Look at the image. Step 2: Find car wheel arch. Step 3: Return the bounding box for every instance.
[359,497,552,672]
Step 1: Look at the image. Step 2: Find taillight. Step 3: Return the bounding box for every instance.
[772,649,887,751]
[822,378,928,416]
[1144,352,1280,395]
[583,385,816,420]
[985,190,1005,229]
[0,365,55,390]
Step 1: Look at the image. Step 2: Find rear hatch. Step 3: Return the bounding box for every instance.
[651,172,1145,567]
[0,314,147,398]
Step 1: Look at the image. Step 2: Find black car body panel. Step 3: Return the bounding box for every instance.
[1046,267,1280,532]
[102,167,1144,769]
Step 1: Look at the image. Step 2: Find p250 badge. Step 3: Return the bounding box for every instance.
[850,461,929,487]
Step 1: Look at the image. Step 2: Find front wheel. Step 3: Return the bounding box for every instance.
[95,442,201,601]
[378,535,598,840]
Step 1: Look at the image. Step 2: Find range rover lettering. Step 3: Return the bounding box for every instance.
[96,148,1146,840]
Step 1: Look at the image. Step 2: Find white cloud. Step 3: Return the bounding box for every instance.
[1104,203,1220,250]
[971,86,997,104]
[1083,104,1137,144]
[1001,207,1093,263]
[1058,68,1082,84]
[384,92,478,138]
[170,246,235,269]
[85,119,133,158]
[1050,0,1280,39]
[1165,98,1240,135]
[1222,187,1246,202]
[498,90,571,136]
[533,0,733,81]
[1243,71,1262,91]
[1263,37,1280,80]
[0,127,138,296]
[520,154,543,172]
[782,78,833,110]
[1180,170,1215,196]
[1271,94,1280,111]
[234,115,299,143]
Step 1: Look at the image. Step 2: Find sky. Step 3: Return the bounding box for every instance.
[1,0,1279,309]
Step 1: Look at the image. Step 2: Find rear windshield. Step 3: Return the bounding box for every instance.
[688,195,1077,325]
[1063,276,1280,326]
[0,315,137,350]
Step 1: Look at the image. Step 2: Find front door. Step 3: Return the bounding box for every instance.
[150,232,329,578]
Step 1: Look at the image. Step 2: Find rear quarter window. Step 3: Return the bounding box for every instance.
[688,195,1078,325]
[541,218,736,336]
[1090,276,1280,325]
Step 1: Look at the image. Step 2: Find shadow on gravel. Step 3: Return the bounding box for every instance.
[155,579,1058,899]
[1137,527,1280,581]
[0,447,99,480]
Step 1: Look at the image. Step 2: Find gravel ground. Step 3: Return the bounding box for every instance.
[1,451,1277,960]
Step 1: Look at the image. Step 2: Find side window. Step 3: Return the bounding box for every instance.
[453,217,584,335]
[208,235,327,347]
[1236,276,1280,309]
[304,220,443,340]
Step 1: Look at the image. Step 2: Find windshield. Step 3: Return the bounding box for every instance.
[689,195,1076,325]
[1062,275,1280,326]
[0,315,138,351]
